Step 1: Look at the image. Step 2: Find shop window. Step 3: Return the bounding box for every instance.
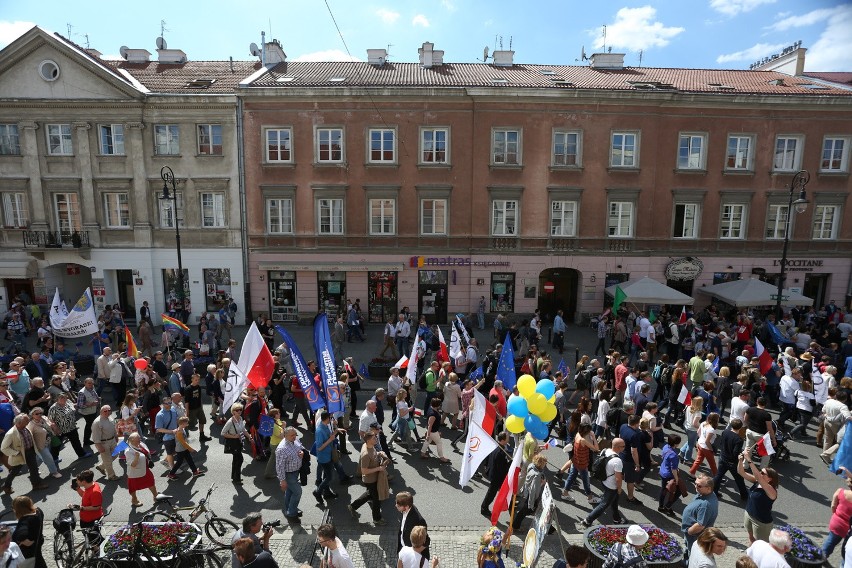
[491,273,515,313]
[203,268,232,313]
[318,272,346,321]
[368,271,398,323]
[269,271,298,322]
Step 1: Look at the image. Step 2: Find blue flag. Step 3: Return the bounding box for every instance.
[359,363,368,377]
[497,333,517,391]
[557,358,569,377]
[712,355,721,374]
[258,414,275,437]
[766,321,788,346]
[313,314,344,415]
[831,420,852,475]
[275,325,326,412]
[112,439,128,457]
[469,366,483,380]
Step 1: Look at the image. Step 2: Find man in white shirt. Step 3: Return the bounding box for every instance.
[821,389,852,464]
[777,368,802,432]
[359,400,378,440]
[746,529,792,568]
[317,523,354,568]
[395,315,411,360]
[379,316,398,359]
[729,391,750,430]
[637,313,651,345]
[582,438,625,527]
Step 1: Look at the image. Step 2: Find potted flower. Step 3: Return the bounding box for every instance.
[777,525,825,567]
[583,525,683,568]
[101,522,202,563]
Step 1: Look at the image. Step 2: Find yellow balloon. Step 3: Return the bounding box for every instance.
[548,395,556,404]
[506,414,526,434]
[517,375,536,398]
[527,393,547,415]
[538,404,558,423]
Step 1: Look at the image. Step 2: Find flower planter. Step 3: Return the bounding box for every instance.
[101,522,202,564]
[583,525,684,568]
[778,525,825,568]
[367,363,393,379]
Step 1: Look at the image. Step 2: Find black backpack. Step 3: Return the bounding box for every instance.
[664,323,674,340]
[418,372,428,389]
[605,407,622,430]
[591,450,616,483]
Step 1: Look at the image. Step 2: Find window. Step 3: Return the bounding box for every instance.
[552,131,580,166]
[316,128,343,163]
[773,135,803,172]
[103,192,130,228]
[0,124,20,155]
[317,198,344,234]
[368,129,395,163]
[197,124,223,155]
[491,200,518,236]
[550,200,577,237]
[369,199,395,235]
[266,198,293,234]
[720,204,746,239]
[677,133,706,170]
[421,199,447,235]
[726,135,753,171]
[607,201,634,237]
[812,205,839,239]
[492,129,520,165]
[47,124,72,155]
[765,204,789,240]
[54,193,81,232]
[821,137,850,172]
[490,273,515,313]
[610,132,637,167]
[673,203,699,239]
[265,128,292,162]
[99,124,125,155]
[154,125,180,155]
[421,128,448,163]
[158,191,184,228]
[200,193,225,227]
[2,193,28,228]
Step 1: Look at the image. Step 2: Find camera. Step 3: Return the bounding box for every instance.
[70,479,79,490]
[262,520,282,532]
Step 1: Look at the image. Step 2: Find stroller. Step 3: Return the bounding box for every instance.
[751,420,790,464]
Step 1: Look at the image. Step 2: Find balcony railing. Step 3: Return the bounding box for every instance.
[23,230,90,249]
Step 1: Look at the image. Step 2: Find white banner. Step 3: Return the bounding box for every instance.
[459,420,498,488]
[52,288,98,338]
[222,359,247,415]
[49,288,69,330]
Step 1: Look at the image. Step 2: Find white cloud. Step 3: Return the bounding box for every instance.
[0,20,36,49]
[291,49,361,62]
[412,15,430,27]
[804,4,852,71]
[715,42,787,63]
[766,7,835,31]
[441,0,457,12]
[483,19,494,28]
[375,8,400,25]
[592,6,684,51]
[100,54,123,61]
[709,0,776,16]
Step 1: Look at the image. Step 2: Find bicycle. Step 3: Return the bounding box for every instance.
[141,483,238,546]
[53,506,118,568]
[104,520,225,568]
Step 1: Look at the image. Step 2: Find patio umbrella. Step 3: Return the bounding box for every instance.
[604,276,695,305]
[697,277,813,308]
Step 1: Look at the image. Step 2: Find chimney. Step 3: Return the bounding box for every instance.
[85,48,102,58]
[589,52,625,70]
[492,50,514,67]
[157,49,188,64]
[367,48,387,66]
[120,48,152,63]
[418,41,444,68]
[752,43,807,76]
[265,39,286,65]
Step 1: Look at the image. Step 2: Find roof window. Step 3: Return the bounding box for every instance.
[186,78,216,89]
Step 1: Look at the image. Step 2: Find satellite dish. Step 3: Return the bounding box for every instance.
[249,42,260,57]
[120,46,129,60]
[483,46,489,61]
[156,36,167,50]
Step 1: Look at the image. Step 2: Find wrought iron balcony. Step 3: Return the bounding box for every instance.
[23,230,90,249]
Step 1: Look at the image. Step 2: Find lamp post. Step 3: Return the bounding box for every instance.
[160,166,185,325]
[774,169,809,320]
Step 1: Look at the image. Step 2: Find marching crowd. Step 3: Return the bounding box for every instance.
[1,296,852,567]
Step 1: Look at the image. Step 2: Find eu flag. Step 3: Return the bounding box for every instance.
[469,366,483,380]
[557,358,569,377]
[497,333,517,391]
[766,321,788,346]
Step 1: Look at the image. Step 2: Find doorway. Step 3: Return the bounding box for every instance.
[318,272,346,322]
[116,270,136,324]
[368,271,398,324]
[4,279,34,308]
[418,270,448,325]
[803,273,829,309]
[538,268,579,323]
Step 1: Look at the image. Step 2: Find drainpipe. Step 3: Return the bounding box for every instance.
[236,96,251,325]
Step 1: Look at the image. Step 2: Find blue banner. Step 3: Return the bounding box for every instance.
[313,314,344,415]
[497,333,517,391]
[275,325,325,411]
[766,321,788,346]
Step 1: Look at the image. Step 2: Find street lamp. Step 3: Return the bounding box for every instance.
[774,169,809,320]
[160,166,185,325]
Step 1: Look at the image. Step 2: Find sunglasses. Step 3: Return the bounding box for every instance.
[233,409,243,413]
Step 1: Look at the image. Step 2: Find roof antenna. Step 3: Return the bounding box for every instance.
[386,44,393,60]
[160,20,169,40]
[66,23,73,38]
[602,25,607,52]
[84,34,90,49]
[638,49,643,67]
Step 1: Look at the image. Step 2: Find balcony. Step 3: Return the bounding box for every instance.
[23,230,90,249]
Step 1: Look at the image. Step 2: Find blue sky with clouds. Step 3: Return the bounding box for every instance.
[1,0,850,71]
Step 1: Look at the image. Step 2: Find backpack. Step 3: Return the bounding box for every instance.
[610,544,644,568]
[605,407,622,430]
[591,450,615,483]
[664,323,674,340]
[652,362,664,382]
[418,372,428,390]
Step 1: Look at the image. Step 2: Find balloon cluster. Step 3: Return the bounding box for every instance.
[505,375,557,440]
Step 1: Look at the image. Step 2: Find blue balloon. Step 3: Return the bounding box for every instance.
[507,395,529,419]
[524,414,543,432]
[531,424,549,440]
[535,379,556,400]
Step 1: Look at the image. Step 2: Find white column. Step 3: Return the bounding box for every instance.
[125,121,152,246]
[72,121,100,246]
[17,121,49,231]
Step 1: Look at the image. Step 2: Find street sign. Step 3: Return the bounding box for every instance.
[770,294,789,301]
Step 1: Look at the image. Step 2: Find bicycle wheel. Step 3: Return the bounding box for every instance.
[204,517,238,546]
[85,559,120,568]
[103,549,147,568]
[53,530,74,568]
[140,511,176,523]
[175,549,227,568]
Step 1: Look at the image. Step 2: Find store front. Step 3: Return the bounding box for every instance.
[368,271,398,323]
[538,268,579,322]
[491,273,516,313]
[418,270,447,325]
[269,271,298,322]
[318,272,346,322]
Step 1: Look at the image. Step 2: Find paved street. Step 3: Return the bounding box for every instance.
[3,321,845,566]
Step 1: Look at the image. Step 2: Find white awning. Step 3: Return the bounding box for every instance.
[257,261,404,272]
[0,259,37,279]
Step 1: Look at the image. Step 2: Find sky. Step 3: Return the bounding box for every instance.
[1,0,850,72]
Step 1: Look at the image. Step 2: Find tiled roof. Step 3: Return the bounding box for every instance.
[104,60,261,94]
[801,71,852,87]
[51,32,133,87]
[243,61,852,96]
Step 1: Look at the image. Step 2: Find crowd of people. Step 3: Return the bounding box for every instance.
[1,296,852,567]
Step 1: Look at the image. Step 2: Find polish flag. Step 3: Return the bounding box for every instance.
[491,443,524,526]
[678,306,688,325]
[471,388,497,436]
[435,326,450,364]
[394,354,409,369]
[677,376,692,406]
[237,322,275,389]
[756,431,775,456]
[754,337,773,375]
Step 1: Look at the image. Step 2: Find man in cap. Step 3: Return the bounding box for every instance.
[601,525,648,568]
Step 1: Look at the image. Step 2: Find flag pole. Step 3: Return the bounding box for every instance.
[503,492,519,557]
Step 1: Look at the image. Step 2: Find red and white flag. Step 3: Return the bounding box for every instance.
[491,443,524,525]
[435,326,450,364]
[459,421,499,488]
[756,431,775,456]
[471,388,497,436]
[677,375,692,406]
[754,337,773,375]
[237,322,275,389]
[394,354,409,369]
[678,306,688,325]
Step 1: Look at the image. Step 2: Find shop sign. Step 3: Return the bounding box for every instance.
[409,256,510,268]
[771,259,823,272]
[664,257,704,281]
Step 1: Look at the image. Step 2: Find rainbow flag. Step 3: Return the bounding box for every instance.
[125,326,140,358]
[162,313,190,335]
